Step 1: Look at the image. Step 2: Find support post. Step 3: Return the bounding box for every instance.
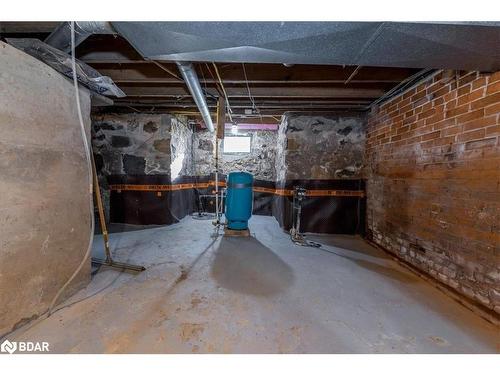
[216,95,226,140]
[214,96,226,225]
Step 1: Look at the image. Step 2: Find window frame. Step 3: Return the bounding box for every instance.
[222,134,252,154]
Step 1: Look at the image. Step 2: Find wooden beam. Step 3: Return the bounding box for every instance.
[0,22,59,33]
[197,63,420,82]
[113,99,372,108]
[109,104,370,114]
[89,63,419,83]
[151,61,183,81]
[113,79,402,85]
[120,86,385,98]
[216,96,226,139]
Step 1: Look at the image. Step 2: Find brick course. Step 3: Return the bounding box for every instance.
[365,70,500,314]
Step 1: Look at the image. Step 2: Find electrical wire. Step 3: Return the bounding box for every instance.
[48,21,95,315]
[370,68,437,108]
[152,61,182,81]
[199,63,209,95]
[205,63,222,96]
[241,63,258,112]
[212,62,234,123]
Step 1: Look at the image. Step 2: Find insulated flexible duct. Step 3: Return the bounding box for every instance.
[45,21,115,53]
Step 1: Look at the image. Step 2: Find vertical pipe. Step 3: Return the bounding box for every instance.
[215,136,219,223]
[214,103,220,224]
[215,96,226,223]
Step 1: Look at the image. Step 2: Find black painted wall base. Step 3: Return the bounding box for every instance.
[272,179,366,235]
[107,174,365,235]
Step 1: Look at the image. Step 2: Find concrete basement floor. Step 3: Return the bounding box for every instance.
[9,215,498,353]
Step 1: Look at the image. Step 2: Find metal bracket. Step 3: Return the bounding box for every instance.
[290,186,321,248]
[91,257,146,273]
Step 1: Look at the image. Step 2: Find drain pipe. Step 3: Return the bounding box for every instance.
[176,62,215,132]
[45,21,116,53]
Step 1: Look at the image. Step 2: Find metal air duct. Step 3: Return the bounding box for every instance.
[176,62,215,132]
[45,22,215,132]
[45,21,116,53]
[111,22,500,71]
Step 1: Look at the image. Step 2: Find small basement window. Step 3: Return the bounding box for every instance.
[223,136,251,154]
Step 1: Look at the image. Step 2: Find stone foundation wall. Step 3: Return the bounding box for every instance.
[170,117,194,180]
[91,113,192,220]
[193,130,278,181]
[92,113,175,176]
[276,113,366,182]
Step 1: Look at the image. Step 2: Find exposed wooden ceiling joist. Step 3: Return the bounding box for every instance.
[88,62,419,82]
[1,27,423,118]
[120,86,386,98]
[0,21,59,33]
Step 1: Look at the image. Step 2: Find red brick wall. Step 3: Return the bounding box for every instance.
[365,70,500,314]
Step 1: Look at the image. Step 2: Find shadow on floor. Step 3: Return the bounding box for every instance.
[211,236,295,296]
[305,236,418,284]
[347,258,418,284]
[306,234,388,259]
[94,216,168,235]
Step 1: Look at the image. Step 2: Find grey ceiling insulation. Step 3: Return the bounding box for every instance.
[111,22,500,71]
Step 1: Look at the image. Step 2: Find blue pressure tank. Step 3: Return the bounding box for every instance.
[225,172,253,230]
